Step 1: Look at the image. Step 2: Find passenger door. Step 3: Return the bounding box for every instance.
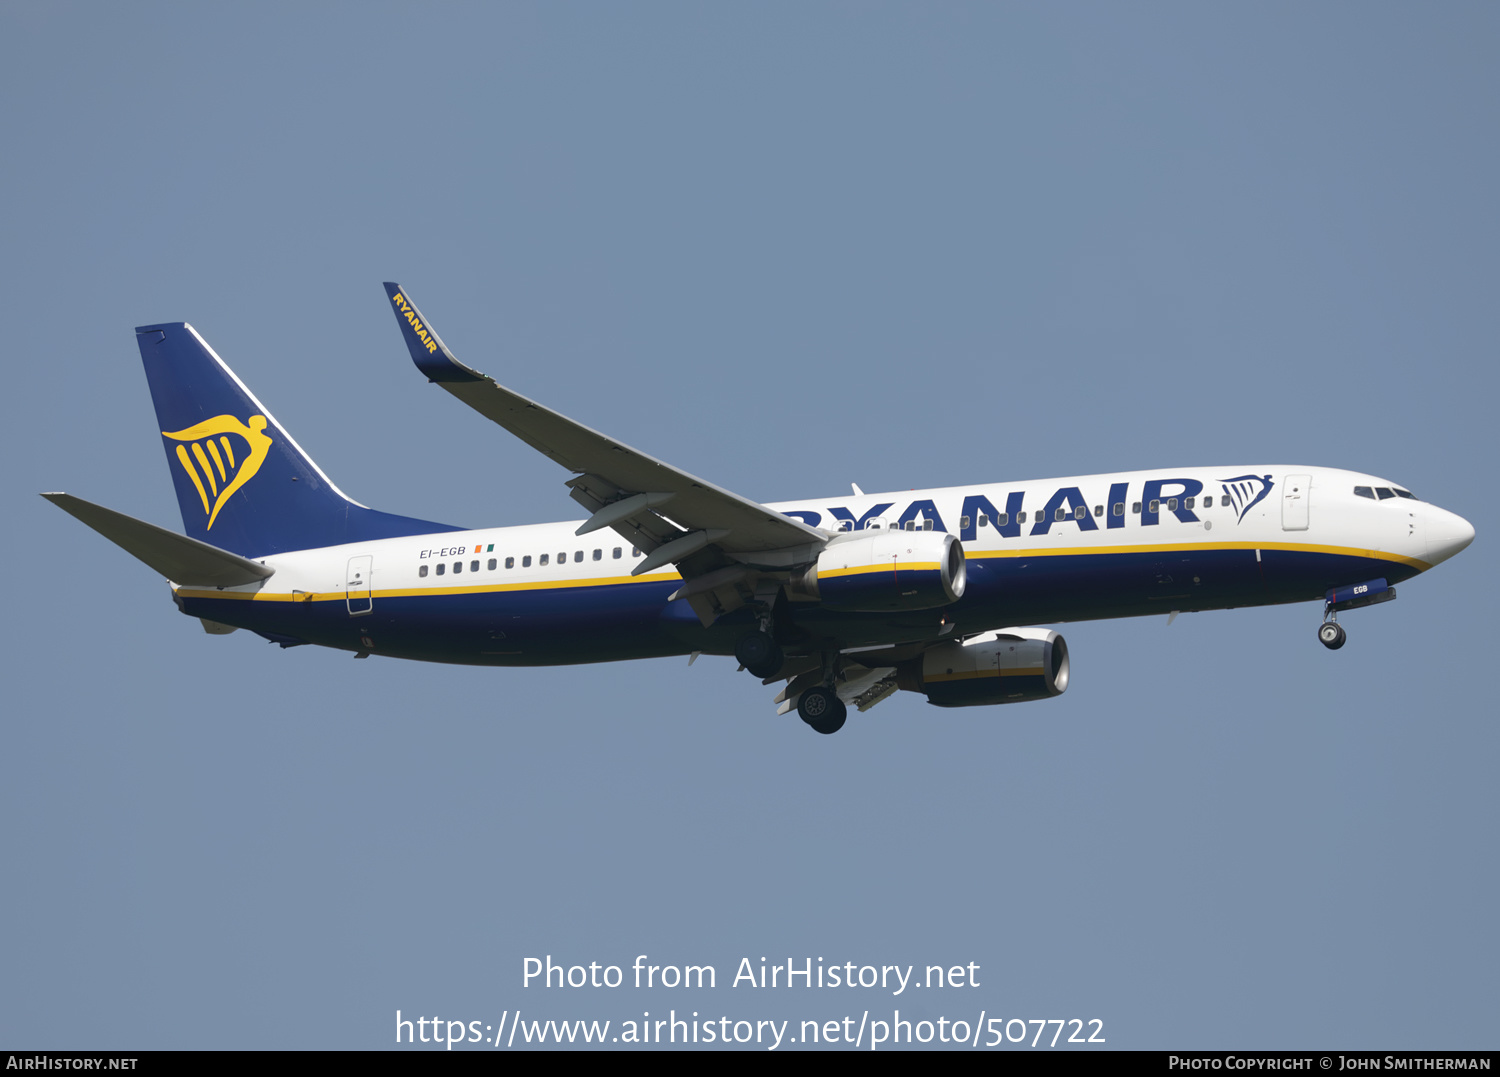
[1281,475,1311,531]
[346,555,373,615]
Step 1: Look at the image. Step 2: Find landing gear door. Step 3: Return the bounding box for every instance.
[1282,474,1311,531]
[346,554,373,615]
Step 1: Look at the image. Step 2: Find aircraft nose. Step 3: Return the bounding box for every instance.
[1425,505,1475,567]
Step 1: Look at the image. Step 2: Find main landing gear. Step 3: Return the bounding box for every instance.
[734,630,783,679]
[797,685,848,736]
[736,612,848,734]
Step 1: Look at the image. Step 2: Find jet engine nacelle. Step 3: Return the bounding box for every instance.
[896,628,1069,708]
[805,529,967,612]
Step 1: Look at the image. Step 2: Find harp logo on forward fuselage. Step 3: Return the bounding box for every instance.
[161,414,274,530]
[1219,474,1274,523]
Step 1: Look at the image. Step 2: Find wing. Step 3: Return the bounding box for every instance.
[383,283,828,620]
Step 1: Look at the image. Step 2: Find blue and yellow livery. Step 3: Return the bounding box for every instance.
[44,287,1476,735]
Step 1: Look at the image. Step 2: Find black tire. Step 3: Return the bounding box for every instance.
[1318,622,1346,650]
[798,687,847,734]
[735,632,783,679]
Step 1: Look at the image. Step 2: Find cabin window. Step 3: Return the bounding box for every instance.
[1166,498,1177,512]
[1074,506,1086,520]
[632,547,641,557]
[574,550,583,562]
[1132,502,1141,514]
[1375,488,1395,500]
[453,561,463,574]
[522,555,531,567]
[505,557,514,569]
[470,560,480,573]
[996,513,1008,526]
[1184,497,1195,510]
[593,549,602,561]
[839,521,852,532]
[1113,503,1124,516]
[613,547,622,559]
[923,519,933,531]
[1017,511,1027,524]
[557,551,566,563]
[1148,500,1159,514]
[959,515,971,529]
[419,565,428,578]
[903,520,915,532]
[977,514,988,527]
[1094,505,1103,516]
[539,554,549,566]
[487,559,496,570]
[435,563,445,576]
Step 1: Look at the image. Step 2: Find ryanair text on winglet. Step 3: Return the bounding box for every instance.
[392,292,440,354]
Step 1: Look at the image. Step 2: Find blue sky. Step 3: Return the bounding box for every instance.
[3,3,1496,1049]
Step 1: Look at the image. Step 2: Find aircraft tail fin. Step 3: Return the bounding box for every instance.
[135,323,461,556]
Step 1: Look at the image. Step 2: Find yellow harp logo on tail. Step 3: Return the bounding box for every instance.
[162,415,274,530]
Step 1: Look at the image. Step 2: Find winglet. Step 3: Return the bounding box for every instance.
[383,282,485,383]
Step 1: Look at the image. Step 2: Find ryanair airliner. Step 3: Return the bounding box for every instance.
[44,284,1475,734]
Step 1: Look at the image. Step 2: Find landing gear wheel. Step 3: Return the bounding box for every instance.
[1318,622,1346,650]
[797,686,848,735]
[735,631,783,679]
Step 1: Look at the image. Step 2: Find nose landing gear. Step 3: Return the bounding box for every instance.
[1318,578,1398,650]
[1317,619,1347,650]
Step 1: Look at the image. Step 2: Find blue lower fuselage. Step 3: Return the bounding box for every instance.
[177,546,1417,666]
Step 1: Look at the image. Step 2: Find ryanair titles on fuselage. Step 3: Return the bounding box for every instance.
[390,292,440,355]
[778,474,1275,542]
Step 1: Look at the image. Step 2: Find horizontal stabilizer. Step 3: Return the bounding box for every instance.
[41,493,275,588]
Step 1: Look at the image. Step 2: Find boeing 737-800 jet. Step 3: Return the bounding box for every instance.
[44,284,1476,733]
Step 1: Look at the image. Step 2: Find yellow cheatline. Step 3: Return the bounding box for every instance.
[177,542,1426,606]
[818,561,943,579]
[962,540,1428,572]
[190,442,218,496]
[925,667,1045,683]
[173,569,684,603]
[205,438,227,481]
[174,445,209,514]
[161,414,274,530]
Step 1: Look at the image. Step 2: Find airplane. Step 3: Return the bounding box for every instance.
[43,284,1476,734]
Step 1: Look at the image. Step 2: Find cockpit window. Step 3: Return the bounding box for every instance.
[1394,488,1417,500]
[1354,486,1375,500]
[1375,487,1395,500]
